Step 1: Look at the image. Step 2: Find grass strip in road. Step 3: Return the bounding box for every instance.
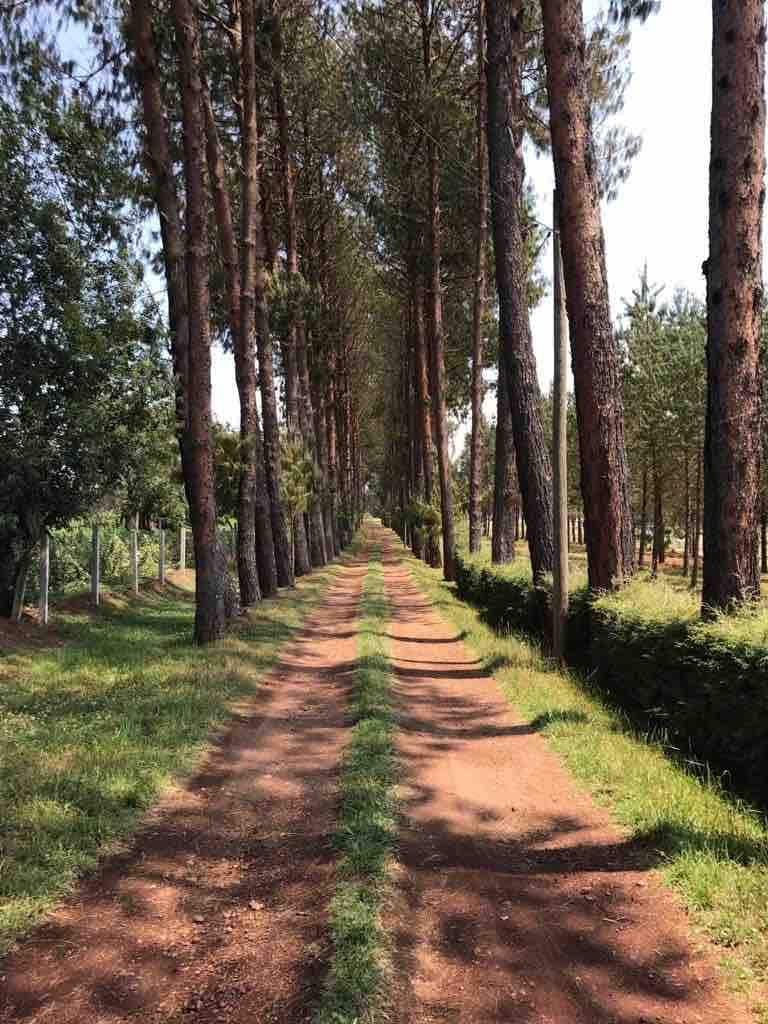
[0,559,344,956]
[407,547,768,1020]
[318,550,397,1024]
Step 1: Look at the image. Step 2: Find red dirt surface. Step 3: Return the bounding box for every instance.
[0,552,367,1024]
[379,532,752,1024]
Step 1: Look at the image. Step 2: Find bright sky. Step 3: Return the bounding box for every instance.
[211,2,723,448]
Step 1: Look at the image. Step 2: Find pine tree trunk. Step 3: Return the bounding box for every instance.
[326,345,341,555]
[426,137,456,580]
[541,0,634,591]
[491,349,516,563]
[468,0,487,556]
[682,454,691,577]
[703,0,765,609]
[485,0,554,584]
[761,497,767,576]
[170,0,226,644]
[691,455,702,590]
[651,465,663,577]
[201,82,267,606]
[638,462,648,567]
[239,4,293,591]
[413,279,441,568]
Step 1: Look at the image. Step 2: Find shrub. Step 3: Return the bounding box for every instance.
[453,553,768,803]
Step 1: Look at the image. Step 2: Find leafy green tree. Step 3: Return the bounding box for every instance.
[0,92,172,616]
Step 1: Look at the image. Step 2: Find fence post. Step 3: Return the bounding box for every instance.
[179,525,186,570]
[91,524,100,606]
[159,521,166,586]
[39,533,50,626]
[131,512,140,595]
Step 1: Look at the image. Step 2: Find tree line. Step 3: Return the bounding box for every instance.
[0,0,764,641]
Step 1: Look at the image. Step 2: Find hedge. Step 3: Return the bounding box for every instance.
[454,555,768,803]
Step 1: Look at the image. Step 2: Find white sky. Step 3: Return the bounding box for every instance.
[211,2,723,451]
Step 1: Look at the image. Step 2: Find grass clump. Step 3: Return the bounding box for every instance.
[318,551,396,1024]
[407,549,768,1013]
[0,564,339,955]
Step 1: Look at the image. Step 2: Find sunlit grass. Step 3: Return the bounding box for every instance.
[457,516,768,645]
[0,562,341,955]
[407,546,768,1015]
[318,550,397,1024]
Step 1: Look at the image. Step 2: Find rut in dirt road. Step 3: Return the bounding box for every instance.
[379,531,751,1024]
[0,550,368,1024]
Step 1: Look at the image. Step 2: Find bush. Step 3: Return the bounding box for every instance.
[453,553,768,803]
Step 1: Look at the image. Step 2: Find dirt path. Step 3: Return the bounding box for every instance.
[0,550,367,1024]
[380,531,751,1024]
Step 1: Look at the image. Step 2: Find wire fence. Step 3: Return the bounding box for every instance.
[16,520,195,626]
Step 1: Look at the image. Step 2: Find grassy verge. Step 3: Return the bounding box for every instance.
[318,550,397,1024]
[0,560,343,956]
[407,546,768,1019]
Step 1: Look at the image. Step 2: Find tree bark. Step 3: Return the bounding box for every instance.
[170,0,226,643]
[638,461,648,568]
[761,497,767,576]
[691,455,702,590]
[413,279,441,568]
[485,0,554,583]
[240,0,293,589]
[201,80,273,604]
[491,351,517,564]
[651,464,663,577]
[703,0,765,609]
[468,0,487,556]
[541,0,634,591]
[273,53,325,570]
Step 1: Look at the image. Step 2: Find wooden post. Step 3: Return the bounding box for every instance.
[552,189,569,664]
[39,533,50,626]
[131,512,140,595]
[179,525,186,570]
[159,521,166,586]
[91,524,100,606]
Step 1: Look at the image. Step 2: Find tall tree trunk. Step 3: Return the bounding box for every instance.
[691,455,702,590]
[682,453,691,578]
[651,464,663,577]
[326,342,341,555]
[761,496,768,576]
[241,0,293,590]
[491,350,516,563]
[638,461,648,568]
[170,0,226,643]
[541,0,634,591]
[425,137,456,580]
[413,279,441,568]
[703,0,765,609]
[468,0,487,556]
[485,0,554,583]
[273,54,326,570]
[201,81,273,605]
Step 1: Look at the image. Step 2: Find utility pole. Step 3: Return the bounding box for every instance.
[552,189,569,663]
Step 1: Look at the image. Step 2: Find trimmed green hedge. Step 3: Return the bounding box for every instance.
[454,555,768,802]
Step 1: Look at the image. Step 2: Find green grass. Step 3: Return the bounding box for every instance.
[0,564,341,956]
[318,549,397,1024]
[407,546,768,1018]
